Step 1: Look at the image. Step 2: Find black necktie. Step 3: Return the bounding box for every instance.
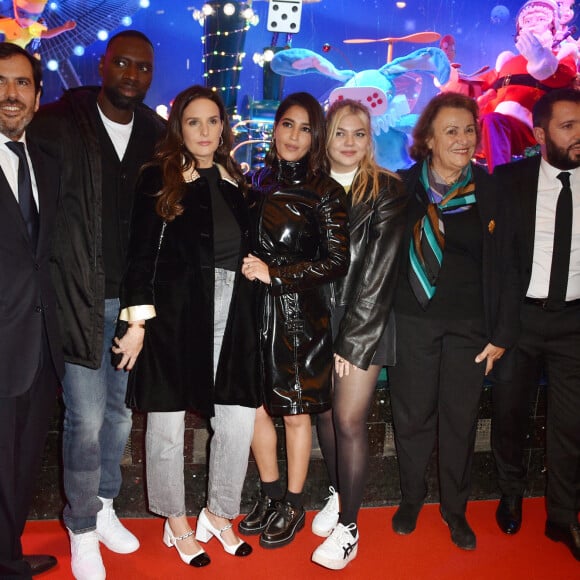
[546,171,573,311]
[6,141,39,249]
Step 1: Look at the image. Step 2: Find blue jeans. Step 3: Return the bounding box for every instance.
[62,298,132,532]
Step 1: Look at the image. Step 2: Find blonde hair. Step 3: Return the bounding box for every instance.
[325,99,398,205]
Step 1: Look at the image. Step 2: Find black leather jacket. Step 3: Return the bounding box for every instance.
[249,158,349,415]
[333,173,407,369]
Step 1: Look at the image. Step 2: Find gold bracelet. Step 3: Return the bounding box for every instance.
[128,322,145,328]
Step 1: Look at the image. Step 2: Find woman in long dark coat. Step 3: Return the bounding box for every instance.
[237,92,349,549]
[113,85,260,567]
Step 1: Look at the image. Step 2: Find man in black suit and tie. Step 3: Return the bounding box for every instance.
[492,87,580,561]
[0,43,64,577]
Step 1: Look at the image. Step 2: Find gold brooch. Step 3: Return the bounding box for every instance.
[488,220,495,234]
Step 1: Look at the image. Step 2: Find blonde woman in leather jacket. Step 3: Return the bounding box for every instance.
[311,99,407,570]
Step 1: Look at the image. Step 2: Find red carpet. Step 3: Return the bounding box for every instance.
[22,498,578,579]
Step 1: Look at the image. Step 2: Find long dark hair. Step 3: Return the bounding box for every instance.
[265,92,328,178]
[152,85,245,221]
[409,92,480,162]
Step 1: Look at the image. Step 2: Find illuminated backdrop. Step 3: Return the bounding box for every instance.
[21,1,555,116]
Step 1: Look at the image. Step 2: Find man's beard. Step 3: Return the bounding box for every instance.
[545,133,580,170]
[0,99,33,140]
[103,84,146,111]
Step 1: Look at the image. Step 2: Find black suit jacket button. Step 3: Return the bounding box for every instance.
[35,306,43,313]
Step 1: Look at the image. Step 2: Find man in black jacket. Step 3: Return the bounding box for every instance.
[0,42,63,578]
[28,30,165,579]
[492,88,580,562]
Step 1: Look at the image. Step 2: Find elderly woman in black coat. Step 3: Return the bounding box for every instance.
[238,92,349,549]
[388,92,518,551]
[114,85,260,568]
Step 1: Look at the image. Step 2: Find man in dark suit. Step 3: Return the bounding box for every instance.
[492,87,580,561]
[0,43,64,578]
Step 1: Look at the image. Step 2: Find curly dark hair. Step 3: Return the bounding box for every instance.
[106,30,154,51]
[410,92,480,162]
[151,85,245,221]
[533,87,580,129]
[265,91,328,177]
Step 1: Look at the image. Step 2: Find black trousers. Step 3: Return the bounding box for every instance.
[0,343,58,579]
[389,312,487,516]
[492,302,580,524]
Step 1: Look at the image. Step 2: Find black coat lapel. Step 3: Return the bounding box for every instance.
[520,157,541,270]
[27,140,59,255]
[348,200,373,232]
[220,179,250,235]
[473,164,495,229]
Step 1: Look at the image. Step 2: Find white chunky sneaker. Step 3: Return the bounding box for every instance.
[96,496,140,554]
[68,529,106,580]
[311,486,340,537]
[311,523,359,570]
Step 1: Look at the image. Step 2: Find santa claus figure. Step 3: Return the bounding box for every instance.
[477,0,577,171]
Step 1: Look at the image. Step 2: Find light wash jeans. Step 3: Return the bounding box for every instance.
[62,298,133,532]
[147,269,255,518]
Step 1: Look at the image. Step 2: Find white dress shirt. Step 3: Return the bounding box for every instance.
[527,158,580,301]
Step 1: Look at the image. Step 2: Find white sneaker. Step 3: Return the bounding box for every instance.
[311,523,359,570]
[96,496,140,554]
[68,529,106,580]
[311,486,340,537]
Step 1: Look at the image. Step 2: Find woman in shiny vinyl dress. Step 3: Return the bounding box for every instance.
[238,92,349,549]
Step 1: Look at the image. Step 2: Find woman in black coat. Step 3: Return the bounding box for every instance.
[311,99,406,570]
[114,86,260,567]
[237,92,349,549]
[388,92,519,550]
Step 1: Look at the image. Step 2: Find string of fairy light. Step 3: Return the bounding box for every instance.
[193,2,259,103]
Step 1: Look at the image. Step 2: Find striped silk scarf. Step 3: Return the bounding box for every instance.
[408,161,477,309]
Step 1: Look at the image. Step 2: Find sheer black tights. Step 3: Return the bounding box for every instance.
[316,365,381,526]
